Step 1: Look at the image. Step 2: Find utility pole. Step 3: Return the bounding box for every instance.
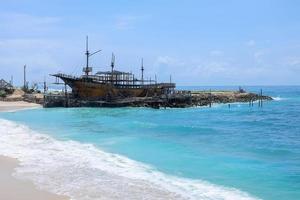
[43,76,47,94]
[10,75,13,86]
[23,65,27,90]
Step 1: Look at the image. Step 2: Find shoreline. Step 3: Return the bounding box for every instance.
[0,155,69,200]
[0,100,260,200]
[0,101,42,112]
[0,117,258,200]
[0,101,69,200]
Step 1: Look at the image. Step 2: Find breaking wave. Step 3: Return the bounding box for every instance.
[272,96,286,101]
[0,119,260,200]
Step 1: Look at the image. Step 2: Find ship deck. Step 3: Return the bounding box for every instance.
[52,73,176,89]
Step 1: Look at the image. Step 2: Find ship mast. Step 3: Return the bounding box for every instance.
[85,36,90,75]
[83,36,101,76]
[111,53,115,84]
[141,58,144,85]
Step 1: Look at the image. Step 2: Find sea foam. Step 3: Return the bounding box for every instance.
[272,96,285,101]
[0,119,260,200]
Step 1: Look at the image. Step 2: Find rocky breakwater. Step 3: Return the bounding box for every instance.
[43,90,273,109]
[125,90,272,108]
[189,91,272,107]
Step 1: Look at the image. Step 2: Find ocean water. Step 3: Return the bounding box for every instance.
[0,86,299,200]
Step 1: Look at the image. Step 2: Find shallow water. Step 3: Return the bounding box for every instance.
[0,86,299,200]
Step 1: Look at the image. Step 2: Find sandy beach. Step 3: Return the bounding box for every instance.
[0,156,69,200]
[0,101,41,112]
[0,101,69,200]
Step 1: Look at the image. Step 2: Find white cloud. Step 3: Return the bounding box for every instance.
[0,38,60,50]
[152,52,292,85]
[156,56,185,66]
[283,57,300,72]
[0,38,80,85]
[198,61,229,74]
[209,50,223,56]
[285,57,300,67]
[153,55,235,82]
[0,12,61,33]
[114,14,151,30]
[253,50,267,63]
[115,15,138,30]
[0,39,60,71]
[246,40,256,47]
[254,51,264,59]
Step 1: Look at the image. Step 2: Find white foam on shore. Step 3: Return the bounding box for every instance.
[0,119,260,200]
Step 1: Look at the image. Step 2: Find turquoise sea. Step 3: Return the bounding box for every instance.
[0,86,299,200]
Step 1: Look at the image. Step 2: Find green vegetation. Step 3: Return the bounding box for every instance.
[0,90,7,98]
[22,82,41,94]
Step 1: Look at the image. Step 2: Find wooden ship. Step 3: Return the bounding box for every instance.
[52,37,175,100]
[45,37,271,108]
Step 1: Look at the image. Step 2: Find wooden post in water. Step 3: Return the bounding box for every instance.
[258,89,263,107]
[209,89,212,108]
[260,89,263,107]
[258,90,260,107]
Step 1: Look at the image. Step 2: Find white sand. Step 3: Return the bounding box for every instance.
[0,101,69,200]
[0,156,69,200]
[0,101,41,112]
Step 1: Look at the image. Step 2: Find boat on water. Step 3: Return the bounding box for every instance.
[52,37,175,100]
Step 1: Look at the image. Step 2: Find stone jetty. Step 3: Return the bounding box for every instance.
[43,90,272,109]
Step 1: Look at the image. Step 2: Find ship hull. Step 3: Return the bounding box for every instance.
[53,73,175,100]
[63,78,160,99]
[73,80,145,99]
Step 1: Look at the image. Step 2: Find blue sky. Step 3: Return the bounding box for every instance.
[0,0,300,86]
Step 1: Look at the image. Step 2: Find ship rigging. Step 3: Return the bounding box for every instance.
[52,37,175,100]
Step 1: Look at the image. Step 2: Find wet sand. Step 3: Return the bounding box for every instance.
[0,101,69,200]
[0,156,69,200]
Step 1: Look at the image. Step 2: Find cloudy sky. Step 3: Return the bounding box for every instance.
[1,0,300,86]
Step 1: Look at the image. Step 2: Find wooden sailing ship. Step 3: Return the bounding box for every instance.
[52,37,175,100]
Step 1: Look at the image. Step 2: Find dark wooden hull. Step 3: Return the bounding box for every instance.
[63,78,162,99]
